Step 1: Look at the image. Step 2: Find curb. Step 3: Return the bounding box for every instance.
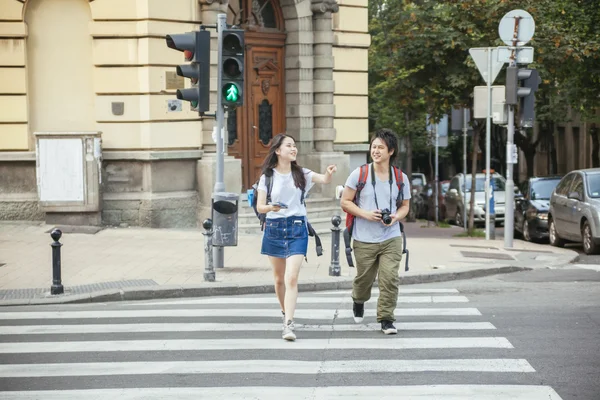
[0,266,531,307]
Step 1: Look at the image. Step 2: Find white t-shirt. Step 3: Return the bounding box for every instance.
[344,164,411,243]
[258,168,315,219]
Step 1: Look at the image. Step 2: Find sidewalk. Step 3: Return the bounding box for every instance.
[0,221,578,305]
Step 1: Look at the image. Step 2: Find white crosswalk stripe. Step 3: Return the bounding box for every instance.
[0,288,563,399]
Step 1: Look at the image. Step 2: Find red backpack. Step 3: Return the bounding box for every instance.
[343,163,409,270]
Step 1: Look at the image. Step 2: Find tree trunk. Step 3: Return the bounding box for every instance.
[525,149,536,180]
[591,124,599,168]
[468,126,480,234]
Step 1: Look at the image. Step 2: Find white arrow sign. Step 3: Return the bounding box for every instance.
[469,47,503,85]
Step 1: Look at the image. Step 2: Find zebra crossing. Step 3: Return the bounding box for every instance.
[0,287,563,399]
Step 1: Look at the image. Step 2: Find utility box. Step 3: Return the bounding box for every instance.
[211,192,239,246]
[34,132,102,212]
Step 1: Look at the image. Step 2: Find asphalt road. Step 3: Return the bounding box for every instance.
[0,268,597,399]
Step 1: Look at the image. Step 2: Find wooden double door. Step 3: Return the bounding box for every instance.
[227,32,286,190]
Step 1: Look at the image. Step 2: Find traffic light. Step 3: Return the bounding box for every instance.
[221,28,245,108]
[166,30,210,114]
[505,66,540,127]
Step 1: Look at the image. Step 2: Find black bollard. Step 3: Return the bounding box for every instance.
[202,219,215,282]
[329,215,342,277]
[50,229,64,295]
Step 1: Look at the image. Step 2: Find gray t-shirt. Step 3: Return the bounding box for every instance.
[345,164,412,243]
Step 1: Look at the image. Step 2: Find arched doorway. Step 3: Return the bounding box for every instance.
[226,0,286,189]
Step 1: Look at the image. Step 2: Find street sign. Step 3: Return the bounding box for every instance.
[473,86,505,119]
[426,114,449,147]
[497,46,534,64]
[469,47,503,85]
[499,10,535,46]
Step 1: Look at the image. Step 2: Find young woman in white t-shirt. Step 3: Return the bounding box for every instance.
[256,133,337,341]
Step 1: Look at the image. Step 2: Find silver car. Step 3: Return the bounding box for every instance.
[444,173,507,226]
[549,168,600,254]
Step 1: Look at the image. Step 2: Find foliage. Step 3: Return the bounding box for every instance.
[368,0,600,178]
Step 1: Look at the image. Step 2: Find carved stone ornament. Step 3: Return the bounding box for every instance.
[311,0,339,14]
[261,79,271,96]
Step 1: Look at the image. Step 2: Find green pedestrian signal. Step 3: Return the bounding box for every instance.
[224,83,239,102]
[220,28,244,107]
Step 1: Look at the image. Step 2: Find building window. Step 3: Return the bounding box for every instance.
[228,0,282,31]
[259,99,272,145]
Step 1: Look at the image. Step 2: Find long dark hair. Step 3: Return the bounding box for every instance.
[261,133,306,189]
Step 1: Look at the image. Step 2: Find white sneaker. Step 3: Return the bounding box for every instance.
[282,320,296,341]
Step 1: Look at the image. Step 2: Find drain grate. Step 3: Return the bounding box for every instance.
[0,279,157,300]
[461,251,515,260]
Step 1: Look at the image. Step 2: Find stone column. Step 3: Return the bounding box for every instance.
[283,1,315,155]
[311,0,338,152]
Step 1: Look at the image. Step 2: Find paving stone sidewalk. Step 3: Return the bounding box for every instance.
[0,221,579,305]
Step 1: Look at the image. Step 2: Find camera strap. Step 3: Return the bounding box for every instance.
[370,163,393,212]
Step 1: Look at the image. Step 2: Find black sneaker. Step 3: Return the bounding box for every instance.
[381,320,397,335]
[353,302,364,323]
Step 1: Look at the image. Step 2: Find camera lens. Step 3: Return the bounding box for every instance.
[383,214,392,225]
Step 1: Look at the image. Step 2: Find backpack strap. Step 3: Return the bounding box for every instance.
[393,166,405,207]
[393,167,409,272]
[354,164,369,205]
[265,174,273,204]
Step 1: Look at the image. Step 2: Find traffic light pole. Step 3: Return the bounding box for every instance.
[214,13,226,194]
[213,13,227,269]
[505,96,515,249]
[504,20,522,249]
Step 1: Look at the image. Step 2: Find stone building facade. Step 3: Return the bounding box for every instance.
[0,0,370,227]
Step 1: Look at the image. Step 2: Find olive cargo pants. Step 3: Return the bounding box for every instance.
[351,236,403,322]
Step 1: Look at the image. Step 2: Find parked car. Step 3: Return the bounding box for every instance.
[548,168,600,254]
[425,180,450,220]
[411,173,427,190]
[444,172,514,226]
[514,176,562,241]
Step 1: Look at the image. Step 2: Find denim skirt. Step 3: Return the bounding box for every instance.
[261,216,309,258]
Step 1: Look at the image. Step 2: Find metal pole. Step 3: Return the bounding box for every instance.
[434,123,439,224]
[203,219,215,282]
[213,13,227,269]
[505,105,515,248]
[214,13,226,194]
[329,215,341,276]
[462,108,468,230]
[505,17,522,249]
[485,47,492,240]
[50,229,64,295]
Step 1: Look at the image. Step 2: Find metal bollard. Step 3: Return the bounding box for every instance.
[203,219,215,282]
[329,215,342,277]
[50,229,64,295]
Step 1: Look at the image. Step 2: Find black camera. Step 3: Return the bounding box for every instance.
[381,208,393,225]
